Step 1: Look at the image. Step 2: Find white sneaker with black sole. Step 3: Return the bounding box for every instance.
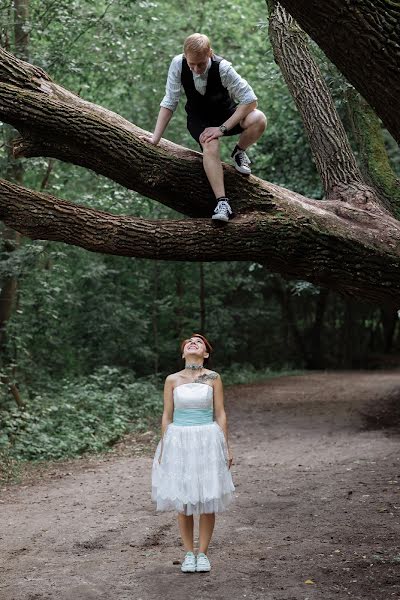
[181,551,196,573]
[211,198,233,222]
[231,145,251,175]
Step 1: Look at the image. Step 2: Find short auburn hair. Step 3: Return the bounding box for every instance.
[183,33,213,57]
[180,333,213,365]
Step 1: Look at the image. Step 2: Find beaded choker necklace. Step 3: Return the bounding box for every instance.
[185,363,204,370]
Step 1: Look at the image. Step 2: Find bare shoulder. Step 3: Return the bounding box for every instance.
[165,372,182,385]
[208,369,220,379]
[165,373,178,385]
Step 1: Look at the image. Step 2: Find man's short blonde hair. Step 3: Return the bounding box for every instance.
[183,33,213,57]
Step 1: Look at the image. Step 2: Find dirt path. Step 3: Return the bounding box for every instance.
[1,371,400,600]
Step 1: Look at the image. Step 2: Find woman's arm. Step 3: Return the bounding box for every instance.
[213,374,233,469]
[158,375,174,463]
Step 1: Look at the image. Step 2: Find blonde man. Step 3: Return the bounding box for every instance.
[149,33,267,222]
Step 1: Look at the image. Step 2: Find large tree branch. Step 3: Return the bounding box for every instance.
[0,47,273,218]
[0,47,400,306]
[277,0,400,143]
[0,46,389,221]
[1,178,400,306]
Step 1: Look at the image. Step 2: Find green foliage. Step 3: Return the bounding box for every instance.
[0,447,21,485]
[0,366,161,462]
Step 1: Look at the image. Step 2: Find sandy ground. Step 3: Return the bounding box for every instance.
[1,370,400,600]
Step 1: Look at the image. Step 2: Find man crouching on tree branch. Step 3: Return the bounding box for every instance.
[149,33,267,222]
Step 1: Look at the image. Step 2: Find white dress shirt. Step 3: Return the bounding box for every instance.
[160,54,257,113]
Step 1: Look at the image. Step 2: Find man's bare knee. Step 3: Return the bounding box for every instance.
[201,139,220,157]
[241,109,267,132]
[257,111,267,131]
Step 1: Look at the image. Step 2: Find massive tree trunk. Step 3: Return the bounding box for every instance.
[346,89,400,218]
[267,3,396,213]
[276,0,400,143]
[267,2,362,199]
[0,48,399,305]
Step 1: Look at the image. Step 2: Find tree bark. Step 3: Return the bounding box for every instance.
[268,4,362,199]
[346,89,400,219]
[1,177,400,305]
[267,2,396,217]
[276,0,400,143]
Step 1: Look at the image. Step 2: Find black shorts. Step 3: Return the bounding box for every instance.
[187,112,244,147]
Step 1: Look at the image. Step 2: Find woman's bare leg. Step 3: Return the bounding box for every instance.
[198,512,215,554]
[177,512,194,552]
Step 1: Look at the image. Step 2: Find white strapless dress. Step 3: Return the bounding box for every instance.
[151,382,235,515]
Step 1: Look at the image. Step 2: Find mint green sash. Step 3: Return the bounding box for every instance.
[173,408,213,426]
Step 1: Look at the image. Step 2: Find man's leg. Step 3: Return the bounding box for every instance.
[238,109,267,150]
[201,138,225,199]
[201,138,233,222]
[229,109,267,175]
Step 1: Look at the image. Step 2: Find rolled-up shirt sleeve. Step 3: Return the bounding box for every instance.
[160,54,183,112]
[219,59,257,105]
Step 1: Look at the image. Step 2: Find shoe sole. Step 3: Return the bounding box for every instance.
[233,166,251,175]
[196,567,211,572]
[211,214,229,222]
[181,562,196,572]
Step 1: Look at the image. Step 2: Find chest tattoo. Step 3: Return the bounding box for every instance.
[195,372,218,384]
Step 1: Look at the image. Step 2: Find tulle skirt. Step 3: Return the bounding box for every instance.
[151,421,235,515]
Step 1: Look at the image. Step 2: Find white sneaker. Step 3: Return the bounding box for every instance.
[181,551,196,572]
[196,552,211,572]
[231,146,251,175]
[211,198,233,222]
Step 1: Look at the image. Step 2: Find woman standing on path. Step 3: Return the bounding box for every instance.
[151,334,235,573]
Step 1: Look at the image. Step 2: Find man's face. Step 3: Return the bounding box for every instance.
[185,51,210,75]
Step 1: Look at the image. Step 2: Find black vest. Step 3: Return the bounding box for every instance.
[181,54,237,120]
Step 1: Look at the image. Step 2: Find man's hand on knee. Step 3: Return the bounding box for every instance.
[199,127,223,144]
